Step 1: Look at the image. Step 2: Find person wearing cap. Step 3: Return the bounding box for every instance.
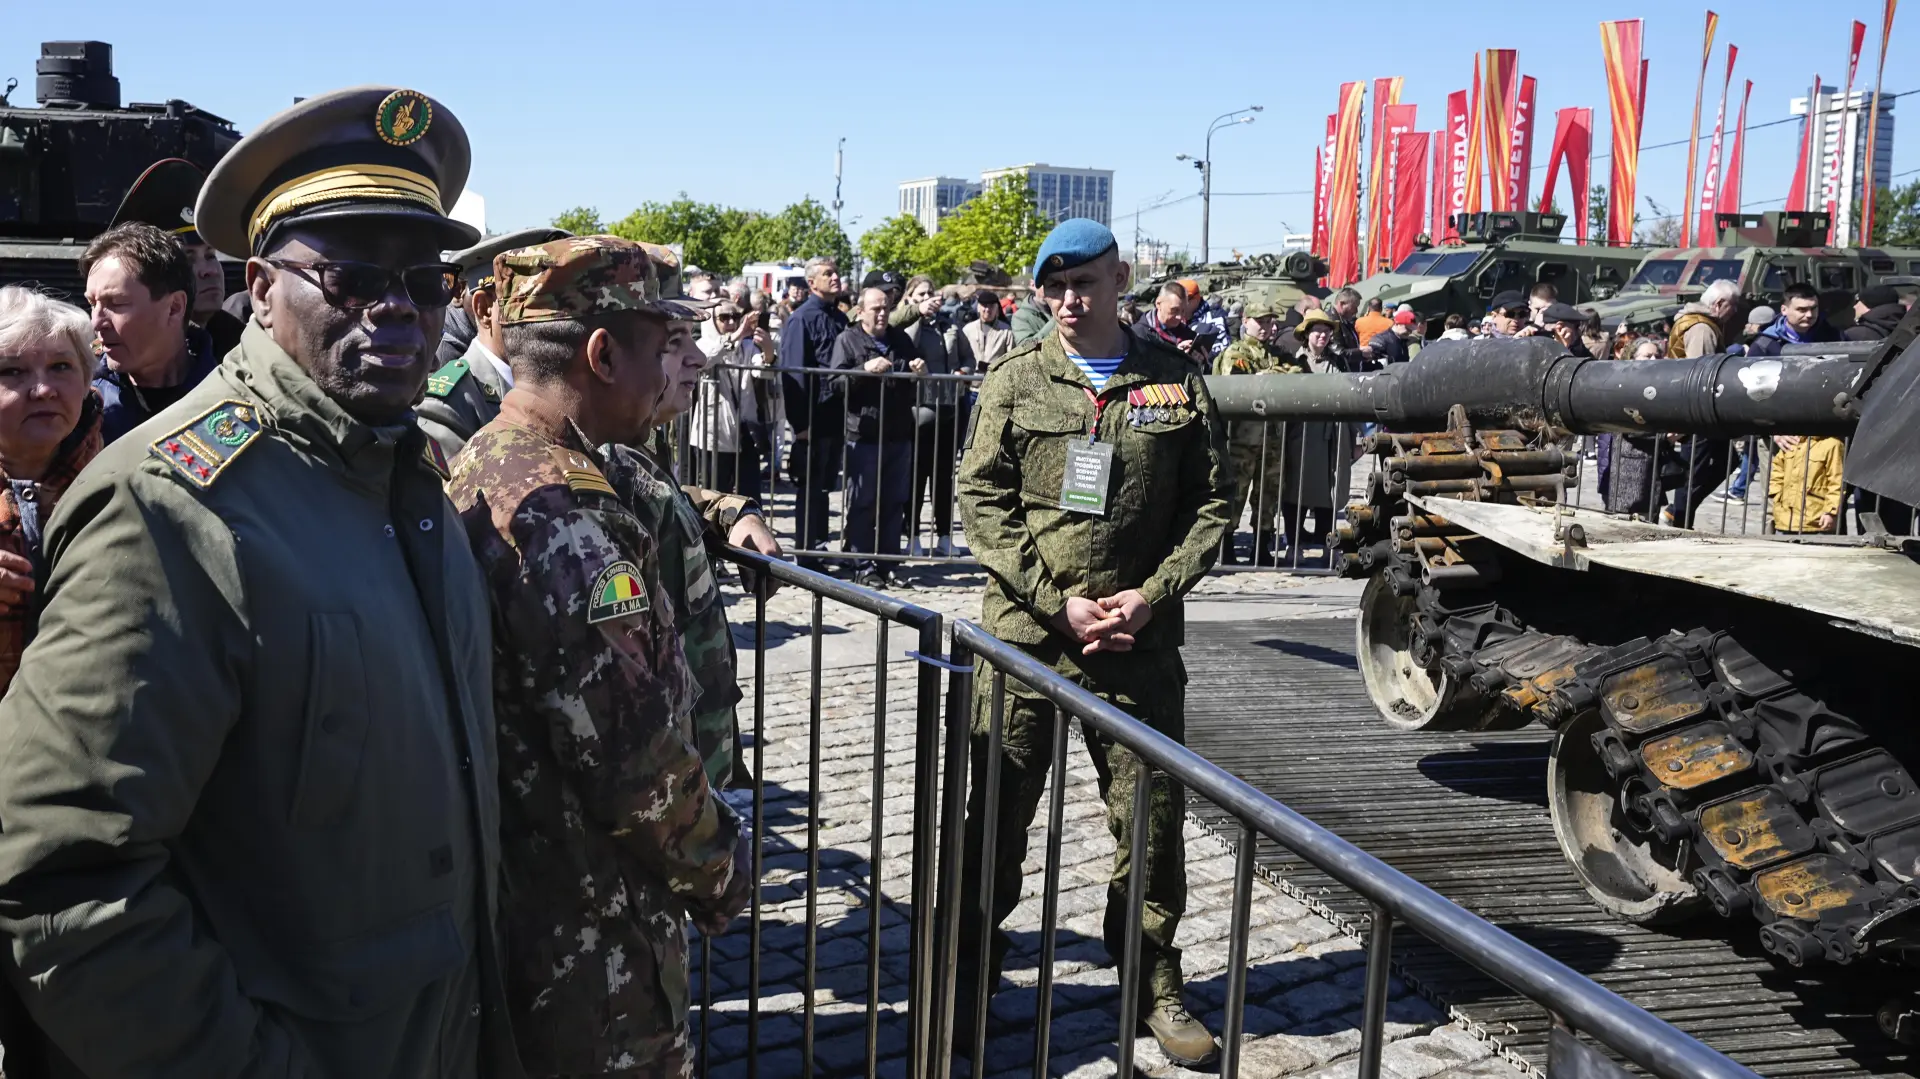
[956,218,1230,1066]
[109,157,246,359]
[0,87,514,1077]
[1539,303,1594,358]
[629,240,783,790]
[1212,296,1303,565]
[955,287,1013,373]
[1480,290,1531,338]
[1847,284,1909,341]
[447,235,751,1077]
[1741,304,1777,346]
[416,226,571,460]
[1367,307,1420,365]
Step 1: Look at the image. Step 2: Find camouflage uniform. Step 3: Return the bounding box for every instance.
[622,445,759,789]
[1211,314,1303,551]
[451,236,749,1078]
[955,329,1231,1007]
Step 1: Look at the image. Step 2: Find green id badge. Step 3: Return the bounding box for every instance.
[1059,439,1114,515]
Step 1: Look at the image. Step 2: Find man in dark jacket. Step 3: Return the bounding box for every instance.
[1845,284,1908,341]
[81,222,223,443]
[777,256,849,553]
[829,286,920,586]
[1748,283,1840,356]
[1367,308,1419,364]
[1130,281,1197,360]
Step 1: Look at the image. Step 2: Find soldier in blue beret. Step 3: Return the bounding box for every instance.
[955,218,1232,1066]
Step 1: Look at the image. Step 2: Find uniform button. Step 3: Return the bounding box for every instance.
[384,524,396,538]
[18,487,34,502]
[419,518,435,532]
[470,1004,482,1018]
[460,754,471,772]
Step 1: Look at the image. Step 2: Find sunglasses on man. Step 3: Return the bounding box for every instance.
[269,259,462,310]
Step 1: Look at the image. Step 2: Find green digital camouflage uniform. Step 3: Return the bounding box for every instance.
[621,445,759,789]
[450,234,749,1079]
[955,329,1231,1005]
[1212,327,1303,546]
[416,338,508,460]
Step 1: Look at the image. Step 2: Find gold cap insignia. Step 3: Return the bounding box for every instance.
[375,89,432,147]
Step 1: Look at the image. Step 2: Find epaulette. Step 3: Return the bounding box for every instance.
[151,399,264,489]
[424,357,469,398]
[549,446,615,498]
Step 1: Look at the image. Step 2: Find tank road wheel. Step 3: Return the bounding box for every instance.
[1356,574,1475,731]
[1547,709,1708,926]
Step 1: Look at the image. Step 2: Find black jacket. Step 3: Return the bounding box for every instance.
[776,294,850,434]
[1367,329,1412,365]
[827,324,919,443]
[1844,302,1908,342]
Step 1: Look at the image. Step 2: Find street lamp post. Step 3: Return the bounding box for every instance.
[1177,106,1262,264]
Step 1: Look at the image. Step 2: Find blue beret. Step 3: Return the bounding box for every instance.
[1031,218,1118,283]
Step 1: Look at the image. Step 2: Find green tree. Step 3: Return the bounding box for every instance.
[925,178,1051,284]
[1861,179,1920,247]
[858,214,930,274]
[608,195,731,271]
[1588,185,1609,243]
[552,205,604,234]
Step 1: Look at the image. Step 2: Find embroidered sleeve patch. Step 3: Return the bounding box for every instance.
[150,400,263,488]
[587,560,649,623]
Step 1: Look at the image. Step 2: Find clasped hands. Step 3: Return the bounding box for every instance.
[1050,591,1150,656]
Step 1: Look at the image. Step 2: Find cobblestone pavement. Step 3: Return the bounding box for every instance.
[693,659,1529,1079]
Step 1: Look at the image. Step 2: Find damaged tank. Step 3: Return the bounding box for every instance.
[1203,313,1920,1039]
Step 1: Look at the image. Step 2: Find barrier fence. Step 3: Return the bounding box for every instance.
[704,546,1765,1079]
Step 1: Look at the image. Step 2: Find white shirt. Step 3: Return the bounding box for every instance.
[472,337,513,389]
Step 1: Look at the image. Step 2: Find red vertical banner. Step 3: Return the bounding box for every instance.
[1429,131,1446,242]
[1538,107,1593,242]
[1600,19,1646,245]
[1862,0,1899,245]
[1326,82,1367,289]
[1365,77,1404,274]
[1390,133,1429,270]
[1313,114,1333,257]
[1464,62,1485,214]
[1683,11,1720,243]
[1719,80,1753,215]
[1828,23,1868,231]
[1375,104,1418,271]
[1479,50,1518,211]
[1443,90,1470,240]
[1788,76,1823,211]
[1695,45,1738,246]
[1509,76,1537,213]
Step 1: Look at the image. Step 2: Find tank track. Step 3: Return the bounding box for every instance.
[1334,411,1920,968]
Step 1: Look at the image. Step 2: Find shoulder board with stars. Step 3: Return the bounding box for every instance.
[548,445,616,498]
[151,400,263,488]
[424,357,469,398]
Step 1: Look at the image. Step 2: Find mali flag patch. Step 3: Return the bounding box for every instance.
[587,560,649,623]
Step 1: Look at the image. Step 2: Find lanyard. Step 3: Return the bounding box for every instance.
[1079,385,1107,442]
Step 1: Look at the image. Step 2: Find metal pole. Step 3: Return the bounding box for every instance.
[1201,133,1213,264]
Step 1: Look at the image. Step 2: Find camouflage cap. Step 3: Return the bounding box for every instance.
[634,242,718,320]
[1241,296,1280,320]
[494,235,709,326]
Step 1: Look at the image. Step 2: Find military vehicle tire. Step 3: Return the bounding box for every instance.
[1356,574,1478,731]
[1548,709,1709,926]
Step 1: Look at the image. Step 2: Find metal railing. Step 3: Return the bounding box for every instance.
[700,549,945,1079]
[931,618,1762,1079]
[699,545,1763,1079]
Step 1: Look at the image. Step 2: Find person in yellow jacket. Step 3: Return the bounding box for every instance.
[1768,434,1845,533]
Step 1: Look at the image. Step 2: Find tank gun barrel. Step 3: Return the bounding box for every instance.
[1205,336,1876,437]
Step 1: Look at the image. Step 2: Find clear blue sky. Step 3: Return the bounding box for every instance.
[11,1,1915,257]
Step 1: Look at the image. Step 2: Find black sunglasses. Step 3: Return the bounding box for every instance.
[269,259,461,310]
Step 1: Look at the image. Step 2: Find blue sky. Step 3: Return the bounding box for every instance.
[12,1,1916,257]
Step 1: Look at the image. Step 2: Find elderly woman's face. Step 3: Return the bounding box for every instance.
[0,340,87,462]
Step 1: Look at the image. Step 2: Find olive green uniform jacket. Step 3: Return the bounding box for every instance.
[417,338,509,461]
[0,322,511,1078]
[958,330,1231,678]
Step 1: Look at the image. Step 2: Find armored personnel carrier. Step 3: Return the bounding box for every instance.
[1204,316,1920,1037]
[1352,211,1646,335]
[1133,250,1330,321]
[0,41,241,299]
[1581,210,1920,335]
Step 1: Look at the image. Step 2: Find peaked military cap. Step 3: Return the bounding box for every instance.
[196,85,480,258]
[112,158,207,241]
[454,226,571,289]
[1031,218,1118,284]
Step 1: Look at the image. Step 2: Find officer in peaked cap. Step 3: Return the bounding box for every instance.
[112,157,246,357]
[417,225,572,460]
[0,86,514,1078]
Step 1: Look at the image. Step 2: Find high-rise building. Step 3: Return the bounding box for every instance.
[980,163,1114,226]
[897,176,981,234]
[1789,89,1896,245]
